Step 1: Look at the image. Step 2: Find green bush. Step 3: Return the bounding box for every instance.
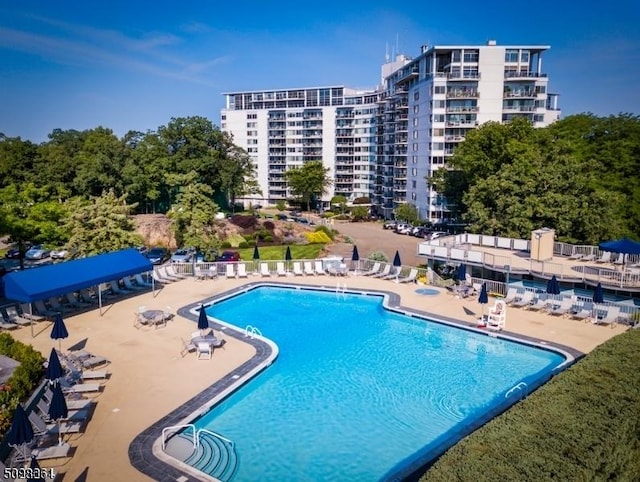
[0,334,46,436]
[238,241,249,249]
[262,235,273,242]
[421,329,640,482]
[313,225,334,240]
[369,251,389,262]
[220,241,231,249]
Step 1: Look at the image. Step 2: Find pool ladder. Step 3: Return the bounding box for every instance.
[505,381,528,400]
[336,282,347,299]
[244,325,262,338]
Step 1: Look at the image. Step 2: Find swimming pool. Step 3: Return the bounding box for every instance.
[178,286,568,481]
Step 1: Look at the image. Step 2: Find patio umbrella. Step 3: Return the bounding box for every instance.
[592,282,604,303]
[392,250,402,281]
[7,404,34,462]
[478,282,489,321]
[197,305,209,335]
[546,275,561,295]
[28,455,46,482]
[45,347,64,385]
[47,383,68,446]
[455,264,467,284]
[50,312,69,352]
[351,245,360,273]
[285,246,292,261]
[252,245,260,273]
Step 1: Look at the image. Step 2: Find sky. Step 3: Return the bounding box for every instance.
[1,0,639,143]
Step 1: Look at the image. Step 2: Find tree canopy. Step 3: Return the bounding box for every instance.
[284,161,333,211]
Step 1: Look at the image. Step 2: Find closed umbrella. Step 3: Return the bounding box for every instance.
[45,347,64,385]
[285,246,292,272]
[7,404,34,462]
[197,305,209,336]
[351,245,360,274]
[478,282,489,322]
[252,245,260,274]
[28,455,46,482]
[50,313,69,352]
[47,383,68,446]
[455,264,467,284]
[392,250,402,282]
[546,275,560,295]
[593,282,604,321]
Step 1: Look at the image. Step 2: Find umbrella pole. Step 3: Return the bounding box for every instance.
[29,304,34,338]
[58,422,63,445]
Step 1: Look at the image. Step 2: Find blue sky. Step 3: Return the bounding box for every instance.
[1,0,639,143]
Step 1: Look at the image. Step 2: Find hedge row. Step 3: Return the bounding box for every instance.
[421,329,640,481]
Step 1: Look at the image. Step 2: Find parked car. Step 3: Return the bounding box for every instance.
[146,247,169,265]
[50,248,69,259]
[5,243,32,259]
[25,245,51,260]
[170,249,192,263]
[411,227,431,238]
[429,231,450,240]
[394,223,412,235]
[382,221,397,230]
[276,214,289,221]
[216,251,240,262]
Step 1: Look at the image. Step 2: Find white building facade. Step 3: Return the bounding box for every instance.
[221,41,561,219]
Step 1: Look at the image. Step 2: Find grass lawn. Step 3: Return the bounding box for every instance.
[237,244,325,261]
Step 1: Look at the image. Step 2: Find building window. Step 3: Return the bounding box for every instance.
[247,122,257,128]
[413,143,419,151]
[413,117,419,126]
[414,105,419,114]
[412,168,417,176]
[463,50,479,62]
[505,49,519,63]
[414,91,420,101]
[413,131,419,139]
[434,85,445,94]
[247,113,257,119]
[521,51,530,63]
[452,50,461,63]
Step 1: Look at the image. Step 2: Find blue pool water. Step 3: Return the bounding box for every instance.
[192,286,566,481]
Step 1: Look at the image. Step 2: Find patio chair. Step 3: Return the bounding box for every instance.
[28,411,85,436]
[225,264,236,279]
[64,292,92,309]
[511,291,534,308]
[157,267,180,282]
[613,254,626,266]
[180,337,197,357]
[260,262,271,277]
[382,267,400,280]
[372,264,391,279]
[109,280,129,296]
[292,262,304,276]
[580,253,597,262]
[569,302,594,322]
[314,260,327,275]
[62,356,109,381]
[36,399,90,424]
[527,294,551,311]
[568,252,584,260]
[0,318,18,331]
[503,288,520,305]
[237,263,249,278]
[12,441,71,464]
[59,378,102,395]
[134,273,153,288]
[47,297,67,314]
[43,386,94,411]
[361,262,381,276]
[18,303,46,321]
[304,261,315,276]
[593,306,620,327]
[165,265,188,279]
[197,342,212,360]
[276,262,287,276]
[2,306,31,326]
[548,297,574,317]
[123,277,146,291]
[34,300,59,318]
[398,268,419,283]
[595,252,611,264]
[79,288,98,304]
[67,350,109,370]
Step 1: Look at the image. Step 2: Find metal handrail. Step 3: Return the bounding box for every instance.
[196,428,235,448]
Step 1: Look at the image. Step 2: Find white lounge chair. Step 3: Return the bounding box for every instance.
[593,306,620,327]
[372,264,391,279]
[580,253,597,262]
[226,264,236,279]
[109,280,129,296]
[79,288,98,304]
[237,263,249,278]
[260,262,271,277]
[2,306,30,326]
[276,262,287,276]
[0,316,18,331]
[303,261,315,276]
[134,273,153,288]
[64,292,93,309]
[511,291,534,308]
[361,262,381,276]
[47,297,67,313]
[398,268,418,283]
[157,267,180,282]
[568,252,584,260]
[527,294,551,311]
[165,265,188,279]
[19,303,46,321]
[314,260,326,275]
[548,297,574,316]
[595,252,611,264]
[292,262,304,276]
[180,337,197,357]
[503,288,520,305]
[34,300,58,317]
[197,342,212,360]
[123,277,146,291]
[570,302,594,321]
[382,267,400,280]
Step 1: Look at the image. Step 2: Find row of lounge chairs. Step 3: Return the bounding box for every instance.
[504,288,623,326]
[568,251,628,265]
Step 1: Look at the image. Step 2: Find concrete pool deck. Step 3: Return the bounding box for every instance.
[8,274,628,480]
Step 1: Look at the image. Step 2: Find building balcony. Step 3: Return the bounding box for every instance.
[446,72,480,80]
[503,105,535,113]
[504,90,536,98]
[446,106,479,113]
[446,90,479,98]
[504,71,548,79]
[444,135,465,142]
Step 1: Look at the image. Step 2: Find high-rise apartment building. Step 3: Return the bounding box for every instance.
[221,40,561,220]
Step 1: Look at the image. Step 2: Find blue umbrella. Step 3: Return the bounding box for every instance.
[393,250,401,267]
[351,245,360,262]
[48,383,68,446]
[7,404,34,461]
[546,275,561,295]
[592,282,604,303]
[285,246,292,261]
[45,347,64,384]
[28,455,46,482]
[252,245,260,261]
[197,305,209,333]
[455,264,467,283]
[50,312,69,352]
[478,282,489,320]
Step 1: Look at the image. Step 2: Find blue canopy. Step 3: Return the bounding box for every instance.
[3,248,153,302]
[599,238,640,255]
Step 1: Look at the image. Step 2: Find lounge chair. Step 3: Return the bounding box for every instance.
[165,265,188,279]
[34,300,59,318]
[511,291,534,308]
[314,260,327,275]
[260,263,271,277]
[237,263,249,278]
[36,399,90,424]
[595,252,611,264]
[106,280,127,296]
[225,264,236,278]
[67,351,109,370]
[593,306,620,327]
[59,378,102,394]
[372,264,391,279]
[548,297,574,316]
[79,288,98,304]
[12,441,71,464]
[43,387,94,411]
[503,288,520,305]
[197,342,212,360]
[0,317,18,331]
[134,273,153,288]
[568,252,584,260]
[382,267,400,280]
[28,411,85,436]
[123,277,146,291]
[180,337,197,357]
[292,262,304,276]
[19,303,46,321]
[303,261,315,276]
[570,302,594,321]
[276,262,287,276]
[64,292,92,309]
[46,297,67,314]
[527,294,551,311]
[62,356,109,381]
[361,262,381,276]
[397,268,418,283]
[580,253,597,262]
[1,306,30,326]
[613,254,626,266]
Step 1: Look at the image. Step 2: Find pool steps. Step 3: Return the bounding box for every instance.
[505,381,528,400]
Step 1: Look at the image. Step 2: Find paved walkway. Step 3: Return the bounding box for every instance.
[9,273,628,480]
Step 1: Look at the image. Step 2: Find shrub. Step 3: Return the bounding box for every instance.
[262,235,274,242]
[305,231,332,244]
[238,241,249,249]
[313,225,334,240]
[230,215,258,230]
[220,241,231,249]
[263,220,275,231]
[276,200,286,211]
[353,196,371,204]
[369,251,389,262]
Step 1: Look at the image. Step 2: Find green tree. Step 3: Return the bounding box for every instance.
[73,127,126,197]
[64,190,142,257]
[166,171,220,249]
[284,161,332,212]
[217,137,262,210]
[394,203,418,224]
[0,134,39,188]
[350,205,369,221]
[331,195,348,214]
